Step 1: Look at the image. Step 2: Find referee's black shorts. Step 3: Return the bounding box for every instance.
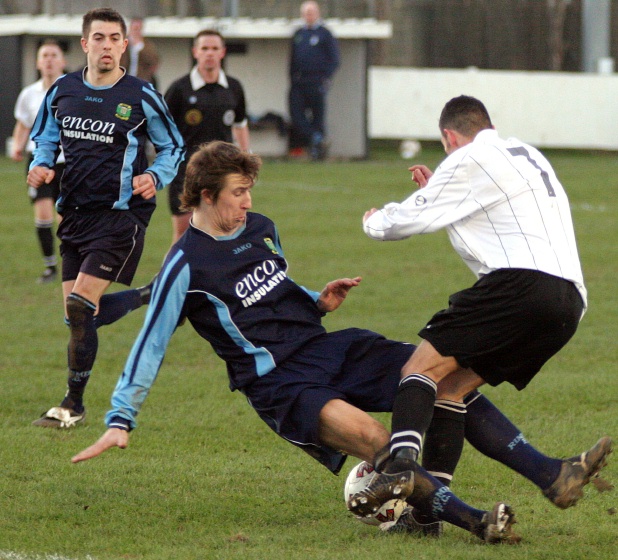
[168,160,188,216]
[418,269,584,390]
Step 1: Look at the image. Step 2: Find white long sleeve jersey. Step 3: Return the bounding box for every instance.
[363,129,586,308]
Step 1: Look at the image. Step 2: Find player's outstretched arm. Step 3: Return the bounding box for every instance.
[317,277,362,313]
[71,428,129,463]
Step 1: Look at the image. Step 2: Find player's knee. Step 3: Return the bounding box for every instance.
[359,416,389,450]
[66,293,96,326]
[436,370,484,401]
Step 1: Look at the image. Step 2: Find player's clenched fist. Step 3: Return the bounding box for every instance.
[27,165,56,188]
[132,173,157,199]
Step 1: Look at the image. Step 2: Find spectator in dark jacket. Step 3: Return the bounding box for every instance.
[288,1,339,160]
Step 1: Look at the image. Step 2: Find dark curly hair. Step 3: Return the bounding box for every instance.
[180,141,262,211]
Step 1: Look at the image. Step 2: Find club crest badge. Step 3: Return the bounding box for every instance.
[185,109,203,125]
[115,103,132,120]
[264,237,278,254]
[223,109,235,126]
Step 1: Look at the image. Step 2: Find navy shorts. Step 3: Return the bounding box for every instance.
[26,157,62,203]
[58,210,145,285]
[168,161,188,216]
[419,269,584,390]
[243,328,415,473]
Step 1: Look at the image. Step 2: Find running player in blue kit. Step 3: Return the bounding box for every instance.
[27,7,185,428]
[72,142,610,544]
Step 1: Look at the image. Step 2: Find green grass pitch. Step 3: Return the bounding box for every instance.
[0,142,616,559]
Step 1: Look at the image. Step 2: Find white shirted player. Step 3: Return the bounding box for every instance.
[363,120,586,308]
[12,39,66,284]
[350,95,590,521]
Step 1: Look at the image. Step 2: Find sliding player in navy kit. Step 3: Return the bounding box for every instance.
[71,141,611,543]
[70,141,518,543]
[27,7,185,429]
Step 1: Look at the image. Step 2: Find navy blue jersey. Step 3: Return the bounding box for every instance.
[106,213,326,429]
[30,69,185,224]
[290,24,339,82]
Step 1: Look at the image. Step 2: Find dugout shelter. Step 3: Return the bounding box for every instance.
[0,14,392,158]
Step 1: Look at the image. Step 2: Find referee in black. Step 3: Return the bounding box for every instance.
[164,29,250,243]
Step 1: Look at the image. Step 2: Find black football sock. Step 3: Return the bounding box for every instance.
[64,293,98,411]
[423,399,467,485]
[94,289,144,328]
[35,218,57,268]
[389,374,437,463]
[464,391,562,491]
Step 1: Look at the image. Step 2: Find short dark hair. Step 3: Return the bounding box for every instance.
[180,142,262,211]
[38,38,63,52]
[194,29,225,47]
[438,95,493,138]
[82,8,127,39]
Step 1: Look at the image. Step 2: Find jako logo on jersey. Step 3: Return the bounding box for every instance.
[264,237,279,254]
[235,259,287,307]
[61,116,115,143]
[85,96,103,103]
[233,243,252,255]
[115,103,132,120]
[415,195,427,206]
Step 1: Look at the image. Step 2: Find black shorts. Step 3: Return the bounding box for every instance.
[419,269,584,390]
[58,210,145,286]
[27,157,62,204]
[243,328,415,474]
[168,161,189,216]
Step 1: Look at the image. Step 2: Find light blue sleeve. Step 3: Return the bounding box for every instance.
[105,251,190,429]
[300,286,321,302]
[29,81,62,169]
[142,85,186,189]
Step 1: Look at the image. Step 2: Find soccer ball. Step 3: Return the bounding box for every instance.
[343,461,406,526]
[399,139,421,159]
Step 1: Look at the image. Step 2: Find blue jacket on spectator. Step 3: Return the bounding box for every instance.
[290,22,339,83]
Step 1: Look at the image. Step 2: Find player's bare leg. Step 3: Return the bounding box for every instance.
[317,399,389,464]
